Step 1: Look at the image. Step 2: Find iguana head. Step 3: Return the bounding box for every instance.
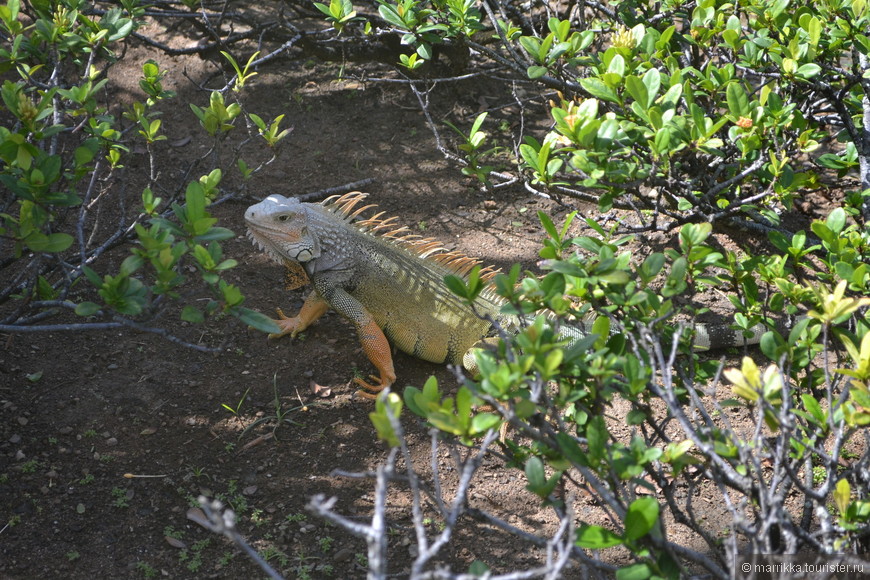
[245,195,321,265]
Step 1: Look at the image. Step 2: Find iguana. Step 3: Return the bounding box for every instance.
[245,192,766,397]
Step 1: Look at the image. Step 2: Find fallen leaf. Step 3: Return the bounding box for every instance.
[186,507,209,529]
[170,136,192,148]
[165,535,186,549]
[311,380,331,398]
[139,427,158,436]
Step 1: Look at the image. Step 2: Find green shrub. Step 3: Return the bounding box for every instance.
[0,0,281,344]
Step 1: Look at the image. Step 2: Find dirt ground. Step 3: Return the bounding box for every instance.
[0,17,600,579]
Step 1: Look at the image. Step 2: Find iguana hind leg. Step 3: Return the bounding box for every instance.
[352,317,396,399]
[269,290,329,339]
[316,287,396,398]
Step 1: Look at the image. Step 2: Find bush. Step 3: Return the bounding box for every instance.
[359,203,870,578]
[311,0,870,226]
[0,0,282,345]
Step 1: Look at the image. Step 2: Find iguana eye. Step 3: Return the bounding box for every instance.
[278,214,290,222]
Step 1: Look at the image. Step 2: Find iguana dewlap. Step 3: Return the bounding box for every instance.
[245,192,511,397]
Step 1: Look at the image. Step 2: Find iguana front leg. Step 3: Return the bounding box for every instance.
[269,290,329,339]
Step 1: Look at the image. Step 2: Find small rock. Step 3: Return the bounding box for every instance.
[105,437,118,447]
[16,417,27,426]
[107,363,119,370]
[242,485,258,496]
[58,426,73,435]
[9,434,21,444]
[15,450,25,461]
[333,548,354,563]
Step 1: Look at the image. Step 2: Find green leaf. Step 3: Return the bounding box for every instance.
[195,227,235,242]
[181,305,204,323]
[527,65,548,79]
[575,525,623,549]
[75,301,101,316]
[368,392,403,447]
[726,82,750,118]
[555,432,589,467]
[801,393,826,424]
[586,415,607,463]
[470,412,500,434]
[25,232,73,253]
[235,308,282,333]
[524,456,561,498]
[580,77,620,103]
[616,563,652,580]
[641,68,661,106]
[623,496,659,541]
[624,76,649,110]
[834,478,850,515]
[83,266,103,288]
[795,63,821,78]
[826,207,846,233]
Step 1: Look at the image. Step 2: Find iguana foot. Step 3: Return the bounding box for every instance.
[267,292,330,340]
[267,308,301,339]
[353,374,394,400]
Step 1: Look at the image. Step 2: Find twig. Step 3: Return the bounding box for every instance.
[296,178,378,202]
[189,497,284,580]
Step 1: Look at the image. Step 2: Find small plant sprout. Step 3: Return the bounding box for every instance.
[444,112,501,186]
[313,0,360,35]
[249,113,292,148]
[221,387,251,424]
[239,375,308,440]
[221,51,260,91]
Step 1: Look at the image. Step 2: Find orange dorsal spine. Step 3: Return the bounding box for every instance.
[322,192,499,283]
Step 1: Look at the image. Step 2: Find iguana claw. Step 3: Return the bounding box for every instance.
[268,308,299,339]
[353,375,392,400]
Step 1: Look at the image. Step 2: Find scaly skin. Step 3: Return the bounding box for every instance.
[245,192,508,397]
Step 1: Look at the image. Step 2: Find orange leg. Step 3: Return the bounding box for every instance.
[268,290,329,340]
[352,317,397,398]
